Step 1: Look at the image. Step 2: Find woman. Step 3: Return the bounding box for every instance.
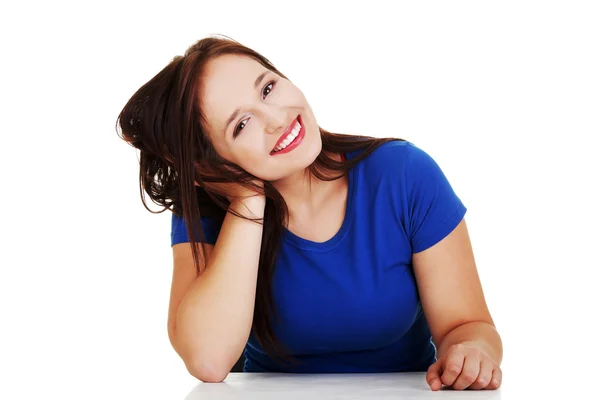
[116,35,503,391]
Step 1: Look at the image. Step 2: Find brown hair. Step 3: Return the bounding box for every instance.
[115,34,404,366]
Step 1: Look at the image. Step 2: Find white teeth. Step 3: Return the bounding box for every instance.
[273,119,302,152]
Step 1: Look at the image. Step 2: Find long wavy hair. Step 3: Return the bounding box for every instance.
[115,34,404,366]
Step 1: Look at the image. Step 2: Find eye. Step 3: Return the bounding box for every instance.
[261,80,275,99]
[233,80,277,138]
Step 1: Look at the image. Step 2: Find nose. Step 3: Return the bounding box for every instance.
[264,111,291,136]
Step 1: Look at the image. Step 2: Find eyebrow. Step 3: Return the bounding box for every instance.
[223,71,270,135]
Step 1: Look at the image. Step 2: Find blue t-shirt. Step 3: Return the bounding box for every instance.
[171,140,467,373]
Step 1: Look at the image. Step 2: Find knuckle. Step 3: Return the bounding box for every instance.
[441,372,455,383]
[446,364,462,375]
[462,370,478,381]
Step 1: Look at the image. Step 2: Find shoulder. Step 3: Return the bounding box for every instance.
[348,139,419,179]
[350,139,443,176]
[347,139,455,202]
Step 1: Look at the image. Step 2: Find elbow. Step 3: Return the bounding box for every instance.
[186,358,230,383]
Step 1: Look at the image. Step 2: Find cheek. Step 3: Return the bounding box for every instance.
[240,139,268,160]
[239,155,282,181]
[235,148,268,175]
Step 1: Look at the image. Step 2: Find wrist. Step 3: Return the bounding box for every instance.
[229,196,265,219]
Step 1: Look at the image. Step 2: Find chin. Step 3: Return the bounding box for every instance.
[262,125,322,180]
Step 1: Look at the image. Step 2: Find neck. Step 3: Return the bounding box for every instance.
[272,168,320,206]
[271,152,344,213]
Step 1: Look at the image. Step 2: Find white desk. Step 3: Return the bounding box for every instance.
[185,372,503,399]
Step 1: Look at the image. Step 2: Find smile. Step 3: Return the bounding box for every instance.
[270,115,305,155]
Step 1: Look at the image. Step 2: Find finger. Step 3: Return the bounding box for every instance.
[426,360,443,391]
[440,351,465,387]
[486,366,503,390]
[452,354,481,390]
[469,359,494,390]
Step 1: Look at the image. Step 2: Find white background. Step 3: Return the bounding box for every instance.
[1,0,598,398]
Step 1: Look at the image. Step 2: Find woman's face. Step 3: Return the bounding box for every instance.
[198,54,322,182]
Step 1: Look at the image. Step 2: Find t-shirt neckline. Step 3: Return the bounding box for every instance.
[283,152,355,252]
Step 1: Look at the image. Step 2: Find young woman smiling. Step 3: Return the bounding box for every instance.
[116,35,502,391]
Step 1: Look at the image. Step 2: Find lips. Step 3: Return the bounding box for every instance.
[272,115,300,151]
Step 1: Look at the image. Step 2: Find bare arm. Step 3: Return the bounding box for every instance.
[170,196,266,382]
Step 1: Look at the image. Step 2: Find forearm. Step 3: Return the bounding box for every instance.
[436,321,503,365]
[175,197,265,376]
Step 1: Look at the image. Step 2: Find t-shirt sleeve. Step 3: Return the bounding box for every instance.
[170,212,221,246]
[404,142,467,253]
